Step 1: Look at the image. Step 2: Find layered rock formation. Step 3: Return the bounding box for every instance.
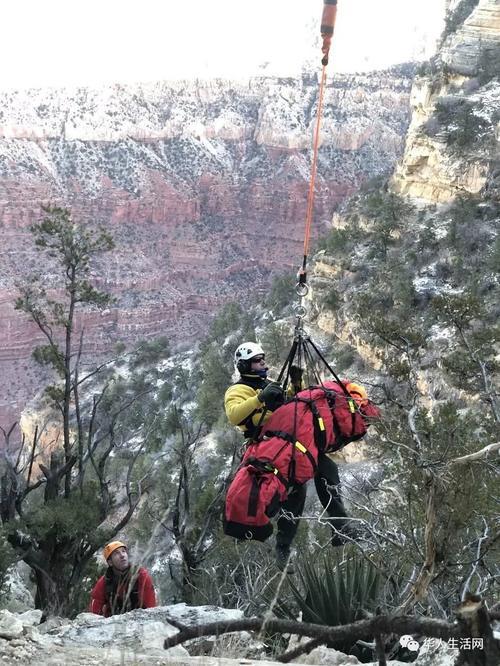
[391,0,500,201]
[0,69,413,424]
[441,0,500,75]
[309,0,499,387]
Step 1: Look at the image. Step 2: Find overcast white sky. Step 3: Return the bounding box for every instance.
[0,0,447,89]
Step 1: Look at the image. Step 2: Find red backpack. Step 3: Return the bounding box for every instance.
[263,381,380,454]
[223,459,288,541]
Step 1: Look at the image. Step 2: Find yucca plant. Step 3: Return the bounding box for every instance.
[270,551,382,659]
[289,552,381,627]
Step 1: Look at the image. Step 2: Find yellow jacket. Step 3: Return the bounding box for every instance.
[224,375,301,437]
[224,380,268,436]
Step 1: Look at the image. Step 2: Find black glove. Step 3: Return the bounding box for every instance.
[258,382,285,410]
[289,365,303,384]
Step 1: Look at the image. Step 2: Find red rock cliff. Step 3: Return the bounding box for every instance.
[0,70,414,423]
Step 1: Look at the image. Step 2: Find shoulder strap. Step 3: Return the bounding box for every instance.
[128,570,141,610]
[263,430,317,476]
[104,567,140,614]
[238,411,262,438]
[272,394,327,453]
[244,457,289,489]
[309,399,327,453]
[104,567,118,612]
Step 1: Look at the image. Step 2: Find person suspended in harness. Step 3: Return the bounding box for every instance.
[224,342,364,572]
[224,342,287,441]
[89,541,157,616]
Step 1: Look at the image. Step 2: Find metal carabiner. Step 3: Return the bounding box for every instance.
[295,281,309,298]
[293,303,307,320]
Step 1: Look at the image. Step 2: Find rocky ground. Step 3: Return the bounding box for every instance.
[0,604,463,666]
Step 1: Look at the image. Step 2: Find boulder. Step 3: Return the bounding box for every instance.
[0,609,24,639]
[0,564,35,613]
[46,608,188,657]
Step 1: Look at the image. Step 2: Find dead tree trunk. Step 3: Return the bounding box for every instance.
[455,596,500,666]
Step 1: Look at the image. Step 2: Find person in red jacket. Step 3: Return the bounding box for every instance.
[89,541,157,616]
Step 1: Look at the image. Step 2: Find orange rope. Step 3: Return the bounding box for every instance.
[302,64,328,268]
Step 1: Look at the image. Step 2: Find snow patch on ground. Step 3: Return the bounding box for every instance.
[428,324,454,341]
[413,274,462,296]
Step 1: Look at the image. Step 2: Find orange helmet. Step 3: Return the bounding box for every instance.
[346,382,368,406]
[103,541,127,561]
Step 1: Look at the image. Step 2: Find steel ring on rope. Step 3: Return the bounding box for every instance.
[295,281,309,298]
[294,303,307,319]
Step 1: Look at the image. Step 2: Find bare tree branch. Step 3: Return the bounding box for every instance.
[451,442,500,464]
[276,637,325,663]
[163,614,463,650]
[454,320,499,424]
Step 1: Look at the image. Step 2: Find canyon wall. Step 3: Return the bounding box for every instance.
[310,0,499,373]
[391,0,500,202]
[0,69,414,424]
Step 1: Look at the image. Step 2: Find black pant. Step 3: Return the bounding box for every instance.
[276,453,349,549]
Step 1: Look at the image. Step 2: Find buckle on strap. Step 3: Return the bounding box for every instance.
[244,457,288,488]
[264,429,295,444]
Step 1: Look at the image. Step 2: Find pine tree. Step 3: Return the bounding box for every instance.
[0,206,161,615]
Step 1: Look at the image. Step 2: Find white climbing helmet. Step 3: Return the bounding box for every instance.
[234,342,264,365]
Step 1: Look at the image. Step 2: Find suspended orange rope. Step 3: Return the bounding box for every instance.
[302,64,328,266]
[299,0,338,283]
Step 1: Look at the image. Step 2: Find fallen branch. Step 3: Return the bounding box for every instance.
[276,637,324,663]
[163,614,462,650]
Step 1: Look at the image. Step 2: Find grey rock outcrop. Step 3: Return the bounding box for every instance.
[0,563,35,613]
[0,605,314,665]
[391,0,499,202]
[0,610,24,639]
[441,0,500,76]
[0,604,472,665]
